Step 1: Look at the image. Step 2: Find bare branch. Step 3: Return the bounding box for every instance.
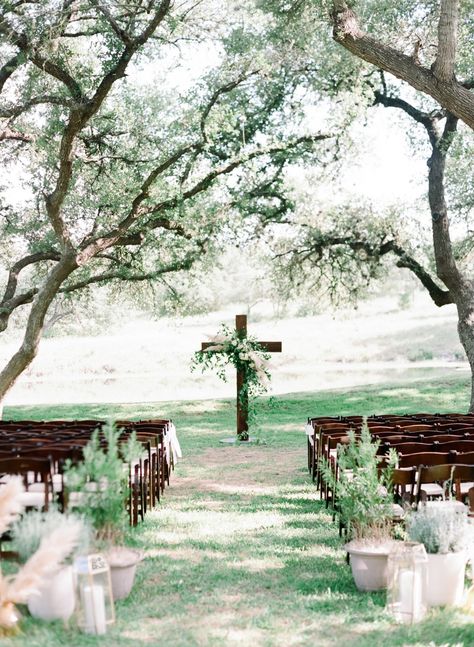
[0,127,33,142]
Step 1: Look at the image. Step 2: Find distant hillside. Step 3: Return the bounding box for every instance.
[0,292,468,406]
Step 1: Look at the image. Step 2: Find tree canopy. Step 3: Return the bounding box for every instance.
[0,0,334,400]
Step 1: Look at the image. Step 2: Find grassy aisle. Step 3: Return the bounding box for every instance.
[3,375,474,646]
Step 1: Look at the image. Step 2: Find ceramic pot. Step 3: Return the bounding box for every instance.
[106,547,142,601]
[345,541,395,591]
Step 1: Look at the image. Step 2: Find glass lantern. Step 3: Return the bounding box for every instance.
[386,542,428,624]
[74,554,115,635]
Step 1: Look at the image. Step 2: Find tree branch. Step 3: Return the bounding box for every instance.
[60,255,201,294]
[200,70,259,143]
[433,0,459,82]
[89,1,134,45]
[281,232,453,307]
[373,90,442,146]
[428,112,464,292]
[330,0,474,131]
[0,94,72,119]
[41,1,172,249]
[0,127,33,142]
[385,240,453,306]
[0,51,24,94]
[146,134,330,223]
[1,250,61,305]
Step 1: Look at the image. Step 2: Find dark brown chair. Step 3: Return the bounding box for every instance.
[452,464,474,502]
[468,487,474,517]
[0,457,53,511]
[435,440,474,452]
[451,451,474,465]
[313,425,350,484]
[395,424,434,432]
[398,452,451,468]
[391,467,417,506]
[416,464,455,504]
[389,442,432,454]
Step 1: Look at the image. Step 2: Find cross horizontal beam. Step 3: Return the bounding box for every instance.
[201,341,282,352]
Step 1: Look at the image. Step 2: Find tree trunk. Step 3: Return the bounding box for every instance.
[0,254,77,406]
[456,300,474,413]
[426,115,474,411]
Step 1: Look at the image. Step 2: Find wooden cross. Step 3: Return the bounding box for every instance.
[201,314,282,440]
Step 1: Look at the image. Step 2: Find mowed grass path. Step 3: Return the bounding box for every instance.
[3,374,474,646]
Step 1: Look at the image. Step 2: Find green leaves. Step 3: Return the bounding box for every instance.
[191,322,273,428]
[63,421,141,545]
[319,420,396,541]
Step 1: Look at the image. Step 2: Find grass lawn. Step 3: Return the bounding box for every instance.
[2,373,474,646]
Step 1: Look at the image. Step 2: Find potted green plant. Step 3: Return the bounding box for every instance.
[320,421,398,591]
[11,508,90,621]
[407,502,472,607]
[64,422,143,600]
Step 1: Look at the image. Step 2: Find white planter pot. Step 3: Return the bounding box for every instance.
[106,547,142,601]
[27,565,75,621]
[345,541,395,591]
[426,551,467,607]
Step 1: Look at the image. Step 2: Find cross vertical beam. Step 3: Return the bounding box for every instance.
[235,314,249,439]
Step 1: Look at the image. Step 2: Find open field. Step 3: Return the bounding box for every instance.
[3,375,474,647]
[1,293,469,407]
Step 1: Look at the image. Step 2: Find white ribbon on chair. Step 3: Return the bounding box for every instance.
[168,422,182,463]
[305,423,314,436]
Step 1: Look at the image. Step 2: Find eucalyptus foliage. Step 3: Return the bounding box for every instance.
[191,323,272,435]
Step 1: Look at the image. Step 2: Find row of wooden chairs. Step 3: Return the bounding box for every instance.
[306,415,474,534]
[0,418,180,528]
[306,414,474,489]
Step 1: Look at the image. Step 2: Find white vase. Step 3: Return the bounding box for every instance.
[28,565,75,621]
[426,551,467,607]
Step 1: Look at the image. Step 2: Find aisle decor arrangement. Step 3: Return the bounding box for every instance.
[192,322,273,436]
[0,478,82,635]
[320,421,398,591]
[64,422,144,602]
[407,502,472,607]
[11,508,90,623]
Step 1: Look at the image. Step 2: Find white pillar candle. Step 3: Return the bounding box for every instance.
[81,584,107,635]
[399,570,414,617]
[399,569,423,621]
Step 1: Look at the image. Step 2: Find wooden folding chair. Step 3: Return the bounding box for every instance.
[391,466,417,506]
[416,464,455,504]
[452,464,474,502]
[0,457,53,511]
